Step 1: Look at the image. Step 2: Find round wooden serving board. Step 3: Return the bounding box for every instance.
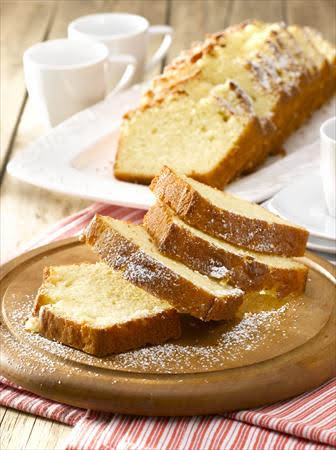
[1,238,335,416]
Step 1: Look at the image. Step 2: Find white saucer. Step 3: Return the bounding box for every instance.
[269,173,336,241]
[263,201,336,255]
[314,250,336,265]
[305,235,336,255]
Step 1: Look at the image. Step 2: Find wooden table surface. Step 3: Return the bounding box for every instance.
[1,0,335,448]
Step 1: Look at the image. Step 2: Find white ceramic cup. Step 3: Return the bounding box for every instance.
[23,39,136,127]
[68,13,173,84]
[320,117,336,217]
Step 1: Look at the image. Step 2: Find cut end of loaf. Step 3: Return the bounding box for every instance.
[27,263,181,356]
[115,78,264,189]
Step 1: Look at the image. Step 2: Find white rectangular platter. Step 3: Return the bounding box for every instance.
[8,83,335,209]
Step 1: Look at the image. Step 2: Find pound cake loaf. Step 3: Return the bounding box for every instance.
[84,215,244,321]
[26,263,181,356]
[144,202,308,297]
[150,166,309,256]
[114,20,336,188]
[116,79,265,188]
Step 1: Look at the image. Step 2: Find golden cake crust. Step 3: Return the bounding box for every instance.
[150,166,309,257]
[143,202,308,297]
[32,266,181,356]
[84,215,243,321]
[36,306,180,357]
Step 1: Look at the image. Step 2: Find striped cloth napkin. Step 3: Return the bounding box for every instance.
[1,203,335,450]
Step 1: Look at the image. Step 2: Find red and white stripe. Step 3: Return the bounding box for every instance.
[0,378,85,426]
[64,409,334,450]
[1,203,335,449]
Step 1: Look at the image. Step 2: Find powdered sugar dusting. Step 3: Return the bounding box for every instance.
[209,265,229,279]
[2,287,301,377]
[113,304,292,371]
[124,251,176,286]
[3,275,330,378]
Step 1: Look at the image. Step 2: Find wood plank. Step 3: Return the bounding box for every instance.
[47,0,167,39]
[286,0,336,42]
[0,0,168,263]
[25,418,71,450]
[47,422,72,450]
[169,0,231,59]
[0,1,55,172]
[0,406,8,424]
[168,0,285,61]
[0,401,70,450]
[0,402,71,450]
[230,0,284,24]
[0,408,36,450]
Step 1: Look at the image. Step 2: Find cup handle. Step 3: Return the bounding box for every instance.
[107,54,136,95]
[145,25,173,73]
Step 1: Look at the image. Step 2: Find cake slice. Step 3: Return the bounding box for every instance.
[144,202,308,297]
[84,215,244,321]
[150,166,309,257]
[26,263,181,356]
[115,79,264,188]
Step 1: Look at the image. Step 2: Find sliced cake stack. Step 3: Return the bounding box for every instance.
[84,215,244,321]
[114,20,336,188]
[27,166,309,356]
[143,166,308,298]
[84,166,308,322]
